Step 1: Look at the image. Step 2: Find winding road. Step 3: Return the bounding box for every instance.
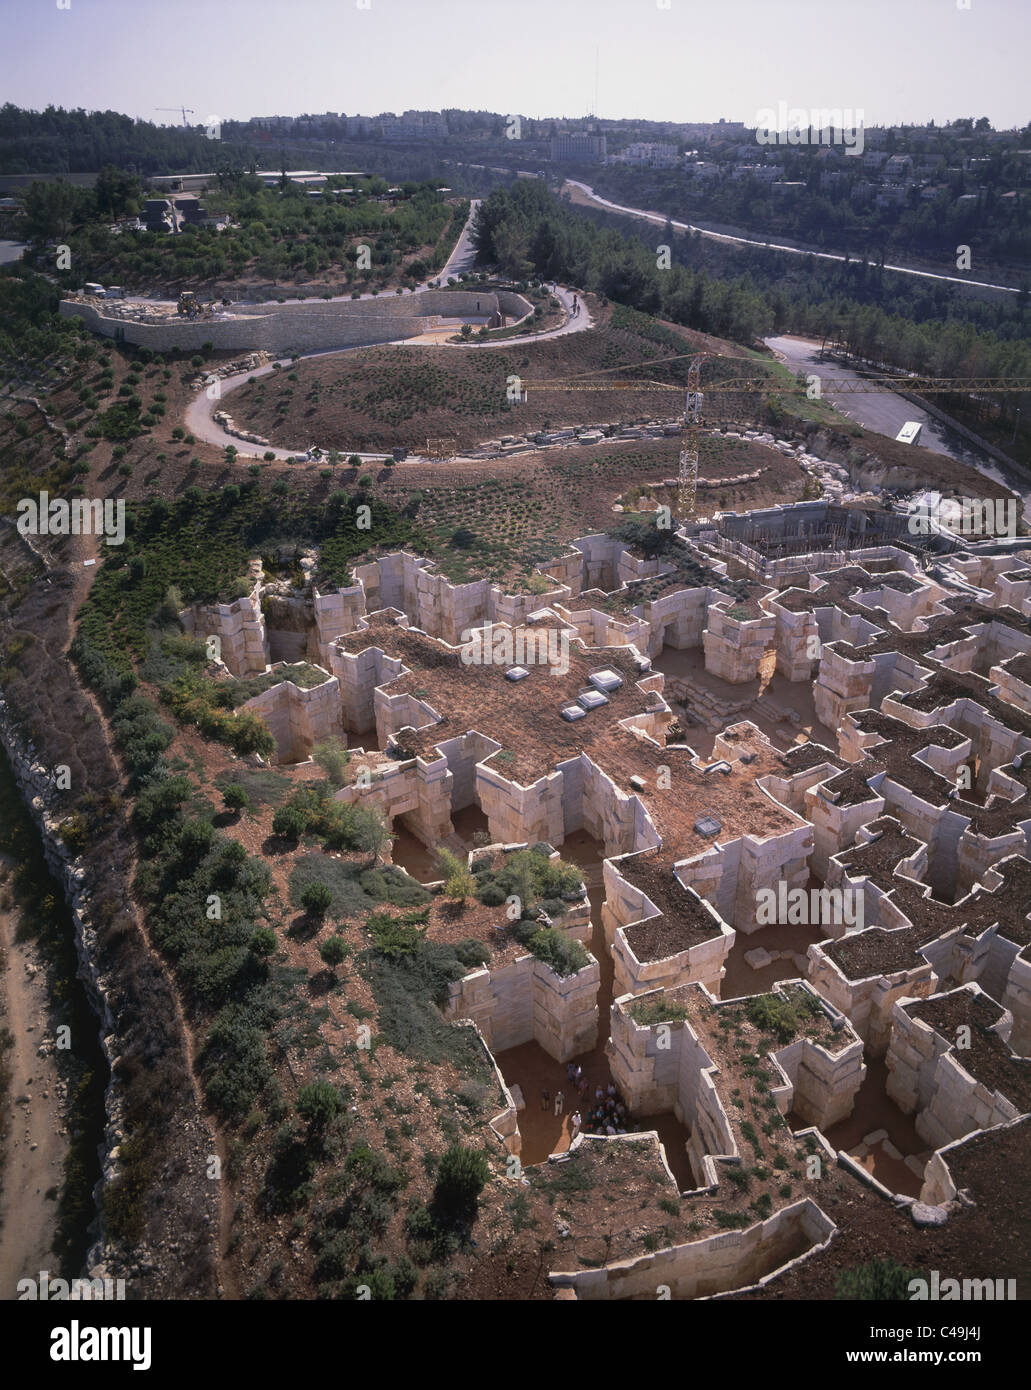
[765,334,1031,506]
[567,180,1024,297]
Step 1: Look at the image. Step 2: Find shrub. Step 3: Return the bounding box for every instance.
[272,803,308,840]
[836,1259,927,1301]
[433,1144,489,1221]
[222,783,251,814]
[313,736,349,787]
[319,937,350,970]
[745,988,822,1044]
[301,881,333,917]
[296,1080,340,1133]
[250,927,278,957]
[628,998,689,1027]
[526,927,589,977]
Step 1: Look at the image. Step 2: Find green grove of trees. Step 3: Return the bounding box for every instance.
[472,181,1031,396]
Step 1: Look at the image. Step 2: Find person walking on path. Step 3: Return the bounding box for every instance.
[570,1111,582,1139]
[554,1090,564,1117]
[541,1088,550,1111]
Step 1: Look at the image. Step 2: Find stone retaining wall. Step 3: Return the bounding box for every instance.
[239,668,341,763]
[445,950,600,1063]
[549,1192,835,1300]
[59,288,532,355]
[884,986,1022,1152]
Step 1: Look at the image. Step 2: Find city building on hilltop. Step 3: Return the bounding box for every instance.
[550,132,608,163]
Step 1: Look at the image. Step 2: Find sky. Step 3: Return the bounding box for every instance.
[2,0,1028,131]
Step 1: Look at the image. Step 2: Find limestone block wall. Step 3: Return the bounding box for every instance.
[868,650,935,712]
[473,753,660,859]
[914,1120,1031,1209]
[806,943,939,1053]
[612,924,732,1000]
[335,750,453,847]
[435,730,499,812]
[931,619,1031,677]
[1001,954,1031,1056]
[536,550,586,599]
[762,757,845,822]
[678,1018,737,1183]
[702,605,777,685]
[956,824,1027,897]
[352,554,411,615]
[883,693,1031,792]
[995,569,1031,613]
[532,954,600,1060]
[476,763,566,847]
[606,861,733,999]
[885,988,1022,1151]
[327,643,407,733]
[491,585,572,628]
[871,781,970,901]
[991,657,1031,715]
[772,1028,866,1129]
[766,599,819,682]
[854,579,946,633]
[373,686,440,749]
[184,587,268,677]
[261,593,316,665]
[572,534,628,593]
[606,991,739,1191]
[607,996,687,1117]
[813,644,875,731]
[673,818,812,936]
[805,781,886,881]
[644,587,710,658]
[580,756,654,856]
[61,288,525,355]
[445,950,600,1063]
[240,669,341,763]
[314,584,369,658]
[549,1196,835,1301]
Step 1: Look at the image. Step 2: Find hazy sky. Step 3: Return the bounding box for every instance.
[3,0,1028,130]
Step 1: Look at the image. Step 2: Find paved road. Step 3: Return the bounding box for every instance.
[766,334,1031,505]
[568,181,1023,297]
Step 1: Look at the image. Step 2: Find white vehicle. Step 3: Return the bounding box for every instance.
[896,421,923,445]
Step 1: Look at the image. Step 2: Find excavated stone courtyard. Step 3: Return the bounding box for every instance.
[182,498,1031,1298]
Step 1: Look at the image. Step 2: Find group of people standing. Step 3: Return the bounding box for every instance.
[539,1064,632,1143]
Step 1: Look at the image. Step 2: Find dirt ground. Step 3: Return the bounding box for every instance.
[0,855,67,1296]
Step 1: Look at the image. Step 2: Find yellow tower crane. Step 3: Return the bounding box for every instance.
[520,351,1031,521]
